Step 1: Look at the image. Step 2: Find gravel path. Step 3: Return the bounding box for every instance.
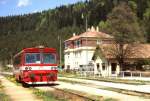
[0,75,42,101]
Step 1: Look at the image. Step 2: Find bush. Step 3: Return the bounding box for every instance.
[135,59,150,70]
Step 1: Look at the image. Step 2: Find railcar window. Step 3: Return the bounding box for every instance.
[25,53,40,64]
[43,53,56,64]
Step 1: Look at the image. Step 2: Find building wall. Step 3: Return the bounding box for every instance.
[64,46,95,70]
[94,56,110,76]
[64,32,114,71]
[93,57,121,77]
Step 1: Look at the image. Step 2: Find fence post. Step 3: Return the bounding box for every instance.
[140,72,142,78]
[123,71,124,78]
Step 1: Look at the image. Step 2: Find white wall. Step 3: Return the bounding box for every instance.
[64,47,95,70]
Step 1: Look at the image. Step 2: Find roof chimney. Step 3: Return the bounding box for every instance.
[73,33,76,36]
[87,28,91,31]
[91,26,95,32]
[96,26,99,32]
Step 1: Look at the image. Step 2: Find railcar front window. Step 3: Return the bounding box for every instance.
[43,53,56,64]
[25,53,40,64]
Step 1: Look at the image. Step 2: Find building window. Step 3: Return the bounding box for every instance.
[74,41,78,47]
[65,42,68,49]
[67,65,70,70]
[78,40,81,47]
[102,63,105,70]
[80,65,83,68]
[68,53,70,58]
[97,39,101,45]
[80,40,82,46]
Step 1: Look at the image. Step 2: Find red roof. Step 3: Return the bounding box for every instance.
[14,47,56,58]
[23,47,56,53]
[65,31,113,42]
[79,31,113,38]
[100,44,150,59]
[65,35,80,42]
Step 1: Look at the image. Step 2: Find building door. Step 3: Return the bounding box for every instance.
[111,63,117,74]
[97,63,100,72]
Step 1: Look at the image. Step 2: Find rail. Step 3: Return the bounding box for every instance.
[0,72,13,75]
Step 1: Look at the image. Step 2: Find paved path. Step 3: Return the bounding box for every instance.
[59,77,150,94]
[0,75,41,101]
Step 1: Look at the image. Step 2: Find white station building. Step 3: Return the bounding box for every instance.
[64,27,150,77]
[64,27,116,75]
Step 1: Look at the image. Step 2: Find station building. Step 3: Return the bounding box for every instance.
[64,27,150,76]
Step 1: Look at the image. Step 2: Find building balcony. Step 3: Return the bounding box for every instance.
[64,46,96,53]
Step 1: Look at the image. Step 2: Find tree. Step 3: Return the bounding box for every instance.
[107,2,145,70]
[144,0,150,43]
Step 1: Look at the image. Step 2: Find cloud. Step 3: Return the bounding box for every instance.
[17,0,31,7]
[32,9,43,13]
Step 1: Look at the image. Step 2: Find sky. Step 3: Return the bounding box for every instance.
[0,0,85,17]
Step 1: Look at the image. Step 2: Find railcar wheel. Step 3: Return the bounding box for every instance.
[22,82,30,88]
[16,76,22,83]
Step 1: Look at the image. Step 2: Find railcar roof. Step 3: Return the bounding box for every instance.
[14,47,56,58]
[23,47,56,52]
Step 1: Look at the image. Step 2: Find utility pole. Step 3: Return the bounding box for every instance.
[85,15,88,32]
[59,35,62,69]
[82,13,88,71]
[86,15,88,71]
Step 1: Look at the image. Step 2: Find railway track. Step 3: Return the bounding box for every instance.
[36,86,103,101]
[1,72,150,101]
[0,72,102,101]
[58,78,150,99]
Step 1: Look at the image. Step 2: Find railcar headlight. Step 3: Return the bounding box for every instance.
[29,67,32,70]
[25,67,28,70]
[54,67,57,70]
[52,67,54,70]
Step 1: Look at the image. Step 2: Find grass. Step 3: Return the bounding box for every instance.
[32,88,66,101]
[0,81,11,101]
[104,98,117,101]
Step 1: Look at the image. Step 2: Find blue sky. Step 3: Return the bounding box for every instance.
[0,0,85,16]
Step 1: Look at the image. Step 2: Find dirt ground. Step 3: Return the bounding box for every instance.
[0,75,42,101]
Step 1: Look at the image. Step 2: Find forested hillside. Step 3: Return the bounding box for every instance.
[0,0,150,64]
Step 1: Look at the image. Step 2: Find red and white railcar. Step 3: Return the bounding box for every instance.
[13,46,58,86]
